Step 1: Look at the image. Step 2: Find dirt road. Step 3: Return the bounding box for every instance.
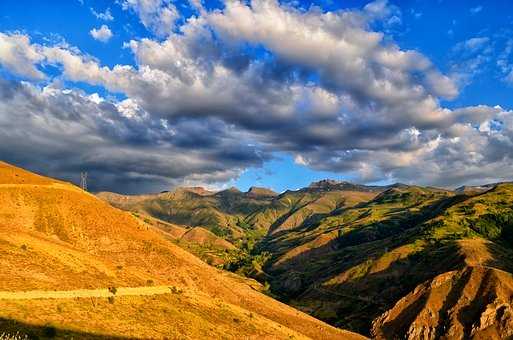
[0,285,176,300]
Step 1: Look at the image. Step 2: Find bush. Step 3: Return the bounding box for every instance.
[43,325,57,338]
[169,286,182,294]
[108,286,117,295]
[108,296,115,304]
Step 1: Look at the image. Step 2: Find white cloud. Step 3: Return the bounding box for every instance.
[450,36,493,88]
[453,37,490,53]
[121,0,179,37]
[0,33,45,79]
[90,25,113,42]
[90,7,114,21]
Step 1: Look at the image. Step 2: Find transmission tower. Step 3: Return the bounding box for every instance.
[80,172,88,191]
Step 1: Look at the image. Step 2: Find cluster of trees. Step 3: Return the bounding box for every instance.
[471,211,513,245]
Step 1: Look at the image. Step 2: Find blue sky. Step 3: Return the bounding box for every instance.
[1,0,513,193]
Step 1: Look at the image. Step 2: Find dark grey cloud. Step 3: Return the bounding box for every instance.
[0,78,265,193]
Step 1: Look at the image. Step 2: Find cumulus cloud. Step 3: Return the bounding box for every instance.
[121,0,179,37]
[90,25,113,42]
[0,33,45,79]
[0,1,512,192]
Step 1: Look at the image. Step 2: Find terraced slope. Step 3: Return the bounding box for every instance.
[0,161,364,340]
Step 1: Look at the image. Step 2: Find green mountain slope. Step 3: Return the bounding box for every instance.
[258,183,513,338]
[97,187,275,240]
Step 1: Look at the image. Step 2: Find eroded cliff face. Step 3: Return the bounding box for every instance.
[372,266,513,340]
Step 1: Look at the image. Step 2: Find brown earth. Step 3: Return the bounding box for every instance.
[372,239,513,340]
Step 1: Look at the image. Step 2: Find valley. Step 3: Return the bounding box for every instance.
[100,178,513,339]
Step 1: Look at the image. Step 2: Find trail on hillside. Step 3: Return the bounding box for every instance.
[0,285,177,300]
[0,183,84,193]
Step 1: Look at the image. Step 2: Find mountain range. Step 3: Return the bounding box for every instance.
[99,178,513,339]
[2,160,513,339]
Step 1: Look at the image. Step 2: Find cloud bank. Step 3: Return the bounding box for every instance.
[0,0,512,193]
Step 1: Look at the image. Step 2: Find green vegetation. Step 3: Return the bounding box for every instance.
[471,212,513,244]
[257,184,513,335]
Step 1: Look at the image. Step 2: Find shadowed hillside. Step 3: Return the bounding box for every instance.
[259,183,513,338]
[0,161,363,340]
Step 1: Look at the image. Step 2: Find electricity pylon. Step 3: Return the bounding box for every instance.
[80,172,88,191]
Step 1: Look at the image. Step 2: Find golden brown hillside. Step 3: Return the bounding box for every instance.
[371,238,513,339]
[373,265,513,339]
[181,226,236,250]
[0,161,364,340]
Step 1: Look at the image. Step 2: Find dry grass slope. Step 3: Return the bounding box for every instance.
[0,161,364,340]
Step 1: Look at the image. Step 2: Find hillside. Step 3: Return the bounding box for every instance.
[96,174,513,338]
[98,181,383,275]
[97,186,275,240]
[244,180,380,234]
[258,183,513,338]
[0,161,364,340]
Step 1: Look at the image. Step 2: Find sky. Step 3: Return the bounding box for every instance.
[1,0,513,194]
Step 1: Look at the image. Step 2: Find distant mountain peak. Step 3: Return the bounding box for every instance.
[308,179,345,188]
[215,186,242,195]
[246,186,277,197]
[172,186,214,196]
[306,179,383,192]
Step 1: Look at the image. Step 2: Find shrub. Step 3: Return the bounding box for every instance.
[169,286,182,294]
[108,296,115,304]
[43,325,57,337]
[108,286,117,295]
